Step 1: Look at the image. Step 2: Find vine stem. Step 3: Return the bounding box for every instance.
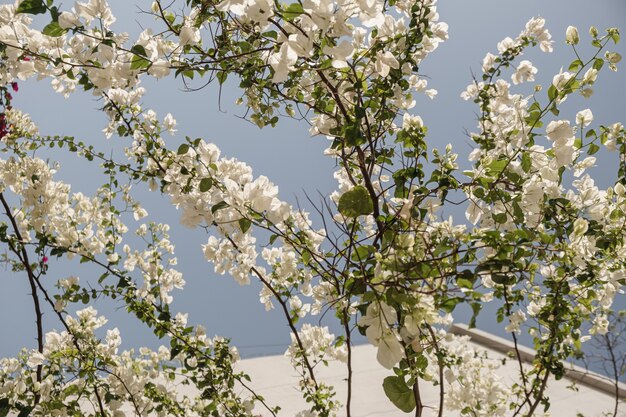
[0,193,44,397]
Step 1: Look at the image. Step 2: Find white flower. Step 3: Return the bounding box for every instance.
[512,60,537,85]
[505,310,526,333]
[358,302,404,368]
[75,0,116,27]
[26,351,45,368]
[552,68,573,90]
[179,25,201,47]
[268,43,298,83]
[148,60,171,78]
[374,51,400,77]
[465,200,483,225]
[58,11,81,29]
[163,113,177,135]
[497,37,516,54]
[566,26,579,45]
[482,52,497,73]
[572,218,589,238]
[576,109,593,127]
[545,120,573,142]
[573,156,596,177]
[582,68,598,84]
[402,113,424,130]
[553,138,576,167]
[323,41,354,69]
[425,89,438,99]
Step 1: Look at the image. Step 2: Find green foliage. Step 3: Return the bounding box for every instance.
[338,186,374,217]
[383,376,416,413]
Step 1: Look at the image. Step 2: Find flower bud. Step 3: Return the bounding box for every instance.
[572,218,588,237]
[589,26,599,38]
[606,51,622,64]
[566,26,579,45]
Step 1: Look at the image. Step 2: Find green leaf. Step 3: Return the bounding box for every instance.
[593,58,604,71]
[131,56,151,70]
[383,376,416,413]
[16,0,46,14]
[351,244,375,261]
[588,142,600,155]
[456,277,474,289]
[17,407,32,417]
[238,218,252,233]
[512,201,524,222]
[492,274,515,285]
[414,353,428,370]
[0,398,9,417]
[177,143,190,155]
[611,32,620,44]
[547,85,558,101]
[338,186,373,217]
[282,2,304,20]
[568,59,583,71]
[211,201,229,214]
[549,104,560,116]
[216,71,227,85]
[199,178,213,192]
[344,124,365,147]
[130,44,148,58]
[487,159,508,175]
[130,44,151,70]
[440,297,462,313]
[493,212,508,224]
[42,21,66,37]
[521,152,532,173]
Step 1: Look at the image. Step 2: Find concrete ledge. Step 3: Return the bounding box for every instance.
[450,323,626,399]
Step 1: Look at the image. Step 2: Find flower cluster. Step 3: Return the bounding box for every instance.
[0,1,623,416]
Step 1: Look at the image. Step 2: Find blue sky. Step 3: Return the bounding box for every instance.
[1,0,625,361]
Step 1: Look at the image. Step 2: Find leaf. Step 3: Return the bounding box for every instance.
[344,124,365,147]
[42,21,66,37]
[16,0,46,14]
[492,274,515,285]
[493,212,508,224]
[521,152,532,173]
[611,32,620,44]
[593,58,604,71]
[177,143,190,155]
[414,353,428,370]
[351,244,375,261]
[130,44,148,58]
[199,178,213,192]
[440,297,462,313]
[0,398,9,417]
[238,218,252,233]
[547,85,557,102]
[282,2,304,20]
[17,407,32,417]
[338,186,373,217]
[383,376,416,413]
[568,59,583,71]
[211,201,229,214]
[512,201,524,222]
[130,44,151,70]
[131,56,151,70]
[487,159,507,175]
[216,71,227,85]
[588,143,600,155]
